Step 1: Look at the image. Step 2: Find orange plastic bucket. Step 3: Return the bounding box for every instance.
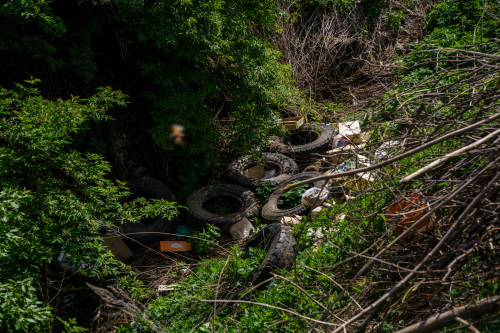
[386,193,431,242]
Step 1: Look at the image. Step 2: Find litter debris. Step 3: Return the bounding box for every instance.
[56,252,75,272]
[311,202,336,220]
[386,193,433,242]
[324,156,375,190]
[171,124,186,146]
[56,252,89,275]
[157,284,179,293]
[326,145,360,165]
[244,166,278,180]
[281,215,302,225]
[102,234,134,262]
[262,169,277,179]
[375,140,402,161]
[158,241,191,252]
[333,134,351,148]
[173,225,190,241]
[278,115,307,131]
[338,120,361,144]
[306,227,324,241]
[301,187,330,208]
[230,218,255,240]
[336,213,346,222]
[244,164,265,179]
[311,206,323,220]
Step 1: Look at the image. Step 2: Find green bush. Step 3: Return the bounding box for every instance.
[425,0,500,38]
[0,0,299,194]
[114,203,389,332]
[0,79,180,331]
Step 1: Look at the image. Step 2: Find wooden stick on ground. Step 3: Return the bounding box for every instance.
[395,295,500,333]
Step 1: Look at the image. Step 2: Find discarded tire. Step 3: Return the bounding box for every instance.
[185,184,259,233]
[280,105,301,118]
[227,153,298,191]
[270,124,334,159]
[261,172,326,222]
[119,177,177,246]
[242,223,296,288]
[303,164,320,172]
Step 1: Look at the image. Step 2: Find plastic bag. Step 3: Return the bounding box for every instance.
[230,218,255,240]
[174,224,190,241]
[375,140,401,161]
[301,187,329,208]
[262,169,277,179]
[332,134,350,148]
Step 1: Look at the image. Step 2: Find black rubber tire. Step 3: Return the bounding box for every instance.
[280,106,301,118]
[242,223,296,288]
[270,124,334,159]
[227,153,298,191]
[261,172,327,222]
[185,184,259,233]
[303,164,320,172]
[119,177,177,246]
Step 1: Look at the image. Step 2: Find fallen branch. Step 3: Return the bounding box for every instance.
[200,299,340,327]
[400,128,500,183]
[395,295,500,333]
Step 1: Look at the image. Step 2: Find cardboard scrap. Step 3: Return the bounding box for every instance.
[338,120,361,143]
[278,115,307,131]
[102,235,134,262]
[158,241,191,252]
[244,165,265,179]
[332,120,369,144]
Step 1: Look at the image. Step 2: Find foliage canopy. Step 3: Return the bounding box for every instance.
[0,0,298,193]
[0,80,179,331]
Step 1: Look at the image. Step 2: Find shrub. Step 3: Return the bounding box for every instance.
[0,79,180,331]
[0,0,299,194]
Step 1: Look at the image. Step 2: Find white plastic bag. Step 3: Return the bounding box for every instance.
[375,140,401,161]
[230,218,255,240]
[301,187,329,208]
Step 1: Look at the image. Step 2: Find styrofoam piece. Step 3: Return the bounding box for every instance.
[158,284,179,293]
[338,120,361,136]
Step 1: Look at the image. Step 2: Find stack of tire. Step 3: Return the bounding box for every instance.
[118,120,333,288]
[185,122,334,231]
[184,121,333,287]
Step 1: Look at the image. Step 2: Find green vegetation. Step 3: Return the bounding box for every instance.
[116,205,387,332]
[257,180,309,209]
[256,181,276,201]
[2,0,499,331]
[0,80,179,331]
[0,0,298,194]
[188,225,221,253]
[278,181,310,209]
